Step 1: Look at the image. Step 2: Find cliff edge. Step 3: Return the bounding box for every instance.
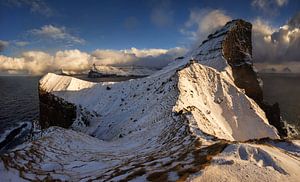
[1,20,298,182]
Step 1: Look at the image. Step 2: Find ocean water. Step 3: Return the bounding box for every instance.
[0,76,40,152]
[0,74,299,152]
[260,73,300,132]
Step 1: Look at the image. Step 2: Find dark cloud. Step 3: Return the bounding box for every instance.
[0,40,9,52]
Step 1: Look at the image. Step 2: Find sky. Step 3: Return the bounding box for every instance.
[0,0,299,74]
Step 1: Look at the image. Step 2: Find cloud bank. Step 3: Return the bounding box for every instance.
[180,9,231,45]
[0,47,187,75]
[252,12,300,63]
[181,9,300,70]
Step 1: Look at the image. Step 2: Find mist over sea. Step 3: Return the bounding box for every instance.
[0,73,299,152]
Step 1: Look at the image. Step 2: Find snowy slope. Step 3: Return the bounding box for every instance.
[39,61,279,141]
[190,141,300,182]
[1,19,299,181]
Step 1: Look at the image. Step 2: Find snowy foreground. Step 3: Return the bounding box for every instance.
[1,20,300,181]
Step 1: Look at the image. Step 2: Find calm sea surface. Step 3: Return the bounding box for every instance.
[0,73,299,151]
[260,73,300,131]
[0,76,40,152]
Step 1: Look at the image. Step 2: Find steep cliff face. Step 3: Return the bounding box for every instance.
[192,20,262,102]
[191,19,287,137]
[39,88,76,129]
[3,19,298,181]
[222,20,263,102]
[38,70,100,129]
[222,20,287,137]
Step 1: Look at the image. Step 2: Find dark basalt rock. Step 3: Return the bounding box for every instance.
[221,20,287,137]
[222,20,262,102]
[260,102,287,137]
[39,87,76,129]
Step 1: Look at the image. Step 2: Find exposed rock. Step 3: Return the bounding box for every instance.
[222,20,287,137]
[222,20,263,102]
[261,102,288,137]
[2,19,297,181]
[192,19,287,137]
[39,87,76,129]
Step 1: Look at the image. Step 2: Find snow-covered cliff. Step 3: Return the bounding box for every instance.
[1,19,299,181]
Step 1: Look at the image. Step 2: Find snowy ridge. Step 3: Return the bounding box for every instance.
[1,19,299,181]
[90,65,158,76]
[39,73,96,93]
[39,62,278,141]
[188,20,235,72]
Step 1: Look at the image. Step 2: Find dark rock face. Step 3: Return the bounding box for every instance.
[39,88,76,129]
[222,20,287,137]
[222,20,263,102]
[260,102,287,136]
[88,69,106,78]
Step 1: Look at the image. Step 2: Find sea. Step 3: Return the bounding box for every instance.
[0,73,299,153]
[260,73,300,132]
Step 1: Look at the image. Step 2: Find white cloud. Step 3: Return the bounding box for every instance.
[0,47,187,75]
[0,51,52,75]
[4,0,53,17]
[54,50,91,72]
[0,40,9,52]
[92,47,187,68]
[276,0,288,6]
[251,0,288,15]
[181,9,231,44]
[30,25,85,45]
[252,12,300,63]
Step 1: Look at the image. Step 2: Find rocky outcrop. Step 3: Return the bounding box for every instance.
[223,20,287,137]
[222,20,263,102]
[194,19,287,137]
[39,87,76,129]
